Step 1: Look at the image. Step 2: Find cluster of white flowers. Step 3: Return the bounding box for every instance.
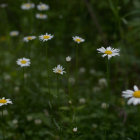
[21,2,49,20]
[36,3,49,20]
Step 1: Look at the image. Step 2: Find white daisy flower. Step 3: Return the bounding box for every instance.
[21,3,35,10]
[0,4,8,8]
[73,127,77,132]
[79,67,86,73]
[53,65,66,75]
[39,33,54,42]
[10,31,19,37]
[37,3,49,11]
[66,56,71,62]
[72,36,85,44]
[23,36,36,42]
[16,58,31,67]
[122,85,140,105]
[36,13,47,19]
[97,46,120,59]
[98,78,107,87]
[0,97,12,106]
[101,102,109,109]
[34,119,42,125]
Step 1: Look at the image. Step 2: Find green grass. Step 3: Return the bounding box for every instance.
[0,0,140,139]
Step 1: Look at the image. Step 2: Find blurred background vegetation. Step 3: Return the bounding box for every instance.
[0,0,140,139]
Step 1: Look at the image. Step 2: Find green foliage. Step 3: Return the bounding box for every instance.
[0,0,140,139]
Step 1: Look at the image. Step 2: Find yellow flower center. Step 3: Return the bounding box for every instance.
[20,60,27,64]
[39,14,44,17]
[12,33,17,35]
[25,4,31,8]
[133,91,140,98]
[27,37,33,40]
[76,39,81,42]
[0,99,7,104]
[41,5,45,9]
[105,50,112,55]
[57,69,62,73]
[43,35,50,39]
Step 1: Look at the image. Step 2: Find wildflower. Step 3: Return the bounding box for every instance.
[122,85,140,105]
[68,100,72,104]
[66,56,71,62]
[27,115,33,121]
[68,77,75,84]
[53,65,66,75]
[98,78,107,87]
[44,109,49,117]
[16,58,30,67]
[3,110,8,115]
[101,102,109,109]
[36,13,47,19]
[0,110,8,116]
[14,86,20,93]
[39,33,54,42]
[24,73,28,79]
[10,31,19,37]
[73,127,77,132]
[59,15,63,19]
[92,86,101,93]
[34,119,42,125]
[89,69,96,75]
[79,67,86,73]
[79,98,86,104]
[23,36,36,42]
[0,97,12,106]
[21,3,35,10]
[0,4,8,8]
[92,124,98,129]
[12,119,18,124]
[4,74,11,81]
[72,36,85,44]
[97,46,120,59]
[37,3,49,11]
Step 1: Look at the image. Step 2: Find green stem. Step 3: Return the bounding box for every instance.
[137,106,140,140]
[106,58,110,94]
[46,46,51,94]
[75,45,79,90]
[67,63,70,95]
[2,109,5,140]
[56,75,59,95]
[28,42,31,58]
[23,68,25,87]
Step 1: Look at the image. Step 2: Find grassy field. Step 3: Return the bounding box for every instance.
[0,0,140,139]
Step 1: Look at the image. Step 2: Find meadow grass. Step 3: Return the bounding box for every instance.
[0,0,140,140]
